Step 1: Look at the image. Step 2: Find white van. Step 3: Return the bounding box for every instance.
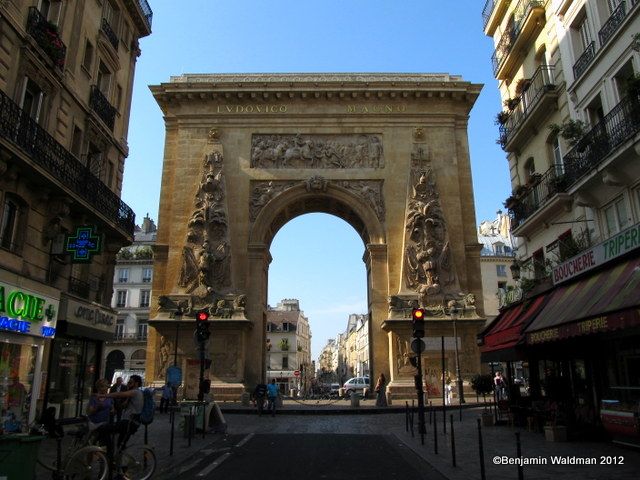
[342,377,370,396]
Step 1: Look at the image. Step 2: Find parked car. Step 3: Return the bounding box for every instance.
[343,377,370,396]
[329,383,341,396]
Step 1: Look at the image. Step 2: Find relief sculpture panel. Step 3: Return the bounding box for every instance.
[251,134,384,169]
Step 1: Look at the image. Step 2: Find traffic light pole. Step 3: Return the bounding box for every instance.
[197,339,205,402]
[416,342,426,445]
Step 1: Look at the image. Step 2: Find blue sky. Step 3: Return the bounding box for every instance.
[123,1,509,361]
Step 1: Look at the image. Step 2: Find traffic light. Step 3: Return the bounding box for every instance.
[195,310,210,343]
[411,308,425,338]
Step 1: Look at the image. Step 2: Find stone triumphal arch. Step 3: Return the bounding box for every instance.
[147,74,485,399]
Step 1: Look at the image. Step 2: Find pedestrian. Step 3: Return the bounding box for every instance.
[157,382,172,414]
[109,376,128,422]
[445,380,453,405]
[494,371,506,401]
[375,373,387,407]
[266,379,279,417]
[87,379,113,433]
[253,382,267,416]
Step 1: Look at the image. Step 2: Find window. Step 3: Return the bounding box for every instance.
[70,125,83,158]
[532,249,547,279]
[551,135,564,174]
[494,242,504,255]
[142,268,152,283]
[116,290,127,308]
[21,78,44,122]
[578,17,592,52]
[496,265,508,277]
[96,61,112,96]
[0,195,26,253]
[115,320,124,339]
[82,40,94,72]
[603,197,630,237]
[117,268,129,283]
[607,0,622,13]
[104,0,121,34]
[86,142,103,179]
[137,322,148,340]
[282,323,289,332]
[498,281,507,290]
[282,356,288,369]
[139,290,150,308]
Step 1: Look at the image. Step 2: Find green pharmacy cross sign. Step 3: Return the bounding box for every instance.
[65,226,102,262]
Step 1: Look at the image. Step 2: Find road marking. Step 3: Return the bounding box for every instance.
[196,452,232,477]
[178,457,204,474]
[200,447,230,455]
[235,433,254,448]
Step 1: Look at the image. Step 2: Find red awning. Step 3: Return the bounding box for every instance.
[480,294,550,354]
[525,257,640,344]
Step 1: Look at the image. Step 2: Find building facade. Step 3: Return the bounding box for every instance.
[477,211,517,320]
[0,0,151,424]
[481,0,640,443]
[266,299,312,395]
[103,214,156,382]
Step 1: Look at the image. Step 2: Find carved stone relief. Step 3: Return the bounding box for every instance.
[395,333,416,375]
[212,334,239,378]
[402,145,459,309]
[249,180,297,221]
[179,151,232,297]
[251,134,384,169]
[337,180,385,223]
[157,335,173,379]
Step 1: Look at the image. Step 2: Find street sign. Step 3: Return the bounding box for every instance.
[294,370,300,377]
[411,338,426,354]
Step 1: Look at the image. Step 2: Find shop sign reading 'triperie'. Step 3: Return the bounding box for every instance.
[0,284,59,338]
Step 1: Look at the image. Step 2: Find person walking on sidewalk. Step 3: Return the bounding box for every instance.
[375,373,387,407]
[158,382,172,414]
[266,379,279,417]
[253,382,267,416]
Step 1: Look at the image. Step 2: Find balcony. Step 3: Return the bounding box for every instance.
[499,65,558,152]
[0,90,135,237]
[483,0,511,35]
[508,165,573,235]
[599,2,627,47]
[491,0,546,80]
[124,0,153,37]
[563,93,640,188]
[572,42,596,81]
[101,18,119,50]
[90,86,117,131]
[111,332,148,343]
[26,7,67,69]
[69,276,91,299]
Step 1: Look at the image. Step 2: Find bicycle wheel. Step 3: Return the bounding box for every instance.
[64,446,109,480]
[118,446,156,480]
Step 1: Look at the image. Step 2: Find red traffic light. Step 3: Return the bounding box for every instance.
[196,311,209,322]
[412,308,425,321]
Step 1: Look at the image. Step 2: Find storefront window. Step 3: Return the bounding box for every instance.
[0,342,38,432]
[47,337,99,418]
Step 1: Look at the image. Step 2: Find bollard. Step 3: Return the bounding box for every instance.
[459,399,463,422]
[516,432,524,480]
[386,391,393,406]
[350,391,360,408]
[477,418,486,480]
[169,407,175,456]
[405,402,409,433]
[241,392,250,406]
[450,415,456,467]
[433,409,438,454]
[429,401,433,425]
[202,401,206,439]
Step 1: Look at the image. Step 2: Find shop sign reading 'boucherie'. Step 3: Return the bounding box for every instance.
[0,283,58,338]
[552,222,640,285]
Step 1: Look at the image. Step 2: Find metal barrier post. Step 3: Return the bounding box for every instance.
[169,407,175,456]
[477,418,486,480]
[450,414,456,467]
[516,432,524,480]
[433,409,438,455]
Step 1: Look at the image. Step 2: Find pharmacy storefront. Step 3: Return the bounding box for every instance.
[0,276,58,432]
[44,294,116,419]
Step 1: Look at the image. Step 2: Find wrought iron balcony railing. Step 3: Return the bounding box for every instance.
[482,0,499,29]
[491,0,546,76]
[564,93,640,187]
[90,86,117,130]
[599,2,627,47]
[112,332,148,342]
[69,276,91,299]
[499,65,556,147]
[101,18,119,50]
[508,165,567,229]
[0,90,135,236]
[26,7,67,69]
[137,0,153,29]
[572,41,596,81]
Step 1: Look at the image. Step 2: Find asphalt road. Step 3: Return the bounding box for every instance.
[167,433,447,480]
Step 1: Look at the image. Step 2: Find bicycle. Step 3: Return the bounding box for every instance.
[105,421,156,480]
[36,418,109,480]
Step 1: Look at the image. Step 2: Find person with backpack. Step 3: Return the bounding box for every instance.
[96,374,146,471]
[266,379,279,417]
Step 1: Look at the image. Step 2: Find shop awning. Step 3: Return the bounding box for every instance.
[479,293,550,362]
[525,257,640,344]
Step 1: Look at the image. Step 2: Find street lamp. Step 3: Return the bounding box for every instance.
[450,303,465,404]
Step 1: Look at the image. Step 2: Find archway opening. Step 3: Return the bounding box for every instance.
[267,212,369,396]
